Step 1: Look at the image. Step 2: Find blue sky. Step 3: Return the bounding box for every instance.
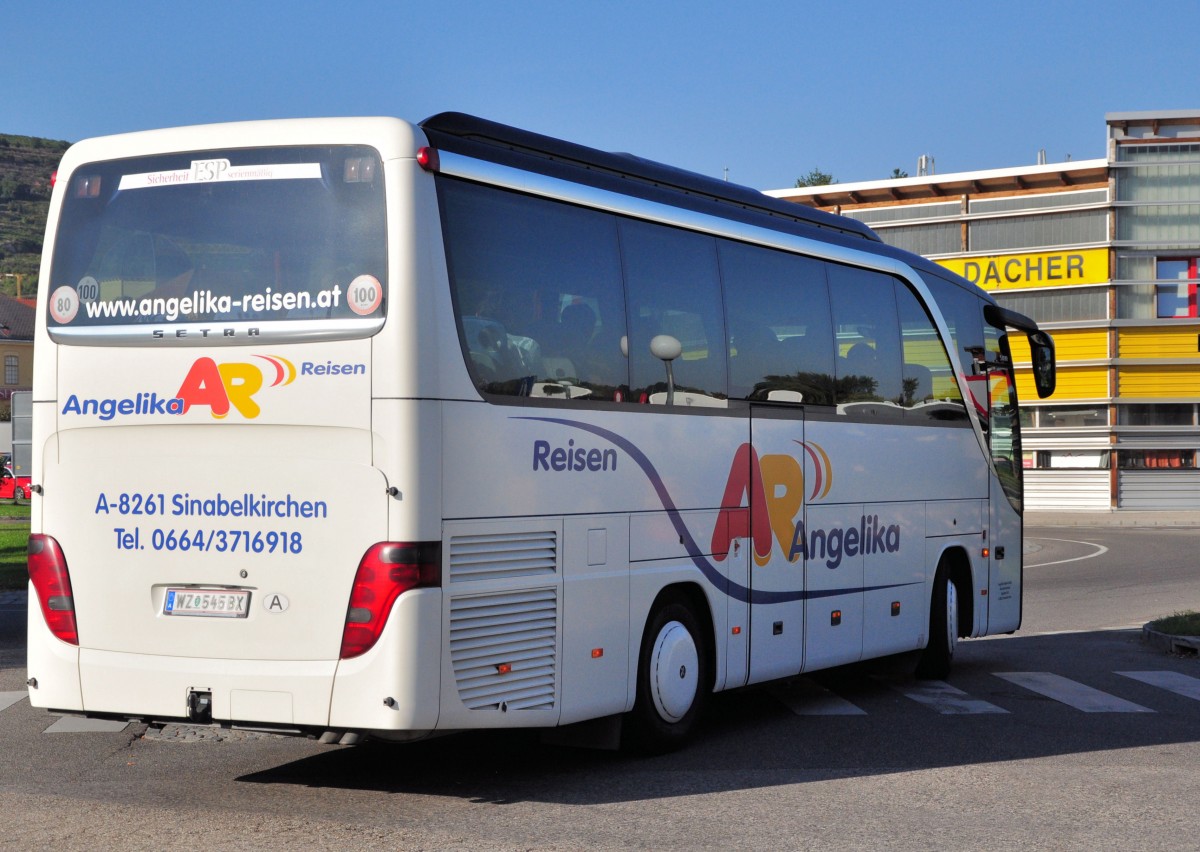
[5,1,1199,191]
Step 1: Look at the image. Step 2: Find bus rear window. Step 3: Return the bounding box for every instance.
[47,145,387,344]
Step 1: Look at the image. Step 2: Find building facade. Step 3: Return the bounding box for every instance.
[0,293,33,399]
[769,110,1200,510]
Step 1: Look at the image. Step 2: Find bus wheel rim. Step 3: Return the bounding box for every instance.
[946,579,958,656]
[650,620,699,722]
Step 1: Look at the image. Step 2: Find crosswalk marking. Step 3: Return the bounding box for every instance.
[43,716,132,734]
[1116,671,1200,702]
[0,691,26,713]
[771,678,867,716]
[995,672,1154,713]
[888,680,1008,715]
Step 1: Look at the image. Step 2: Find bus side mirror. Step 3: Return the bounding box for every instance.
[1028,330,1056,399]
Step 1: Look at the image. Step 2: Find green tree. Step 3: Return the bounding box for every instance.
[795,168,836,188]
[890,168,909,179]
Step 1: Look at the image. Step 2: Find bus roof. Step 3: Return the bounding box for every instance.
[419,112,880,245]
[419,112,1004,314]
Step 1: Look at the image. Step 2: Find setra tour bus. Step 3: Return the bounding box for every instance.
[28,114,1055,751]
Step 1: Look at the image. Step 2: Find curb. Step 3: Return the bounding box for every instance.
[1142,624,1200,656]
[1027,512,1200,529]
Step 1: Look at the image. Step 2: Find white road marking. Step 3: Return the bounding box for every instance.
[1117,671,1200,702]
[771,678,867,715]
[44,716,132,733]
[1024,537,1109,568]
[0,691,26,713]
[995,672,1153,712]
[888,680,1008,714]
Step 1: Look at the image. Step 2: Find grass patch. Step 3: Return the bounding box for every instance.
[1149,610,1200,637]
[0,502,31,520]
[0,522,29,591]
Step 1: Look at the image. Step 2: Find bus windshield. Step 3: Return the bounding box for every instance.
[46,145,387,343]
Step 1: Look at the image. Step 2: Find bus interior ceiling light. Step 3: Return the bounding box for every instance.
[73,175,101,198]
[344,157,377,183]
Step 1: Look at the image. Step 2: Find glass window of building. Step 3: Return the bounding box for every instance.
[1118,404,1195,426]
[1038,406,1108,428]
[1119,450,1196,469]
[1155,258,1199,318]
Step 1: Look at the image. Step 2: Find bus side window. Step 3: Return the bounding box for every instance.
[827,264,904,412]
[619,220,728,406]
[719,240,835,405]
[894,280,967,421]
[439,179,628,399]
[919,269,986,373]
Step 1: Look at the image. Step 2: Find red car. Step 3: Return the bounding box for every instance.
[0,466,30,501]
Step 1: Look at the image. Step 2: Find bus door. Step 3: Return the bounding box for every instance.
[743,405,807,685]
[981,306,1056,635]
[985,366,1023,634]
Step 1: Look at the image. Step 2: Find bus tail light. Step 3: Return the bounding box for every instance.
[28,535,78,646]
[340,541,441,659]
[416,147,440,172]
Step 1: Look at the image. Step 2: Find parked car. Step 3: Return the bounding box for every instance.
[0,466,31,502]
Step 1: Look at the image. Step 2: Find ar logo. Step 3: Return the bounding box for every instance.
[176,355,296,419]
[711,441,833,567]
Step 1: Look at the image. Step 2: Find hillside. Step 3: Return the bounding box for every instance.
[0,133,71,299]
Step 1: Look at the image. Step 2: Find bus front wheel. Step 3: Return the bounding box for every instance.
[626,597,710,753]
[915,565,958,680]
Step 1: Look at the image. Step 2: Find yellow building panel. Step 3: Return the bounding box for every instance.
[1117,326,1200,359]
[1118,366,1200,398]
[1009,335,1031,364]
[1010,329,1108,363]
[1019,365,1107,401]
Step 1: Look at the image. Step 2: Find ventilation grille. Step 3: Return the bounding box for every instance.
[448,530,558,584]
[449,588,557,711]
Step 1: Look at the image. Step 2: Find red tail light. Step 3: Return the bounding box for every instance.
[340,542,440,659]
[28,534,78,645]
[416,146,440,172]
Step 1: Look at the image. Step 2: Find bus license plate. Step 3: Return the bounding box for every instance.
[164,589,250,618]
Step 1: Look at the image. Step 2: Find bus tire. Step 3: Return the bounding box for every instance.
[626,596,710,753]
[915,565,958,680]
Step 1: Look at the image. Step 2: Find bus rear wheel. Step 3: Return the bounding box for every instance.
[915,565,958,680]
[626,597,710,753]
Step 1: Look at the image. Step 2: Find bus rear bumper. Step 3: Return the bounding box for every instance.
[76,648,338,727]
[26,583,83,712]
[329,588,442,733]
[31,589,443,737]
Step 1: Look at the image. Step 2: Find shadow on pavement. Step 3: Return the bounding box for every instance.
[238,627,1199,805]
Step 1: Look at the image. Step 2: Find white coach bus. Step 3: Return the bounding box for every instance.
[28,114,1055,751]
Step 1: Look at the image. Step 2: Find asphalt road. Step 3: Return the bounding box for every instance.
[1,523,1197,850]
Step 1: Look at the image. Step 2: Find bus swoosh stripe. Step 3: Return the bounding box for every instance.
[515,416,919,605]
